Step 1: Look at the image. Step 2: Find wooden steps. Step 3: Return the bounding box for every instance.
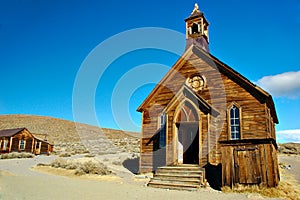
[148,165,205,191]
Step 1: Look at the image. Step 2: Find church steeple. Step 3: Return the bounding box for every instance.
[185,3,210,52]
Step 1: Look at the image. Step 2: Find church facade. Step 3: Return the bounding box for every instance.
[137,4,279,188]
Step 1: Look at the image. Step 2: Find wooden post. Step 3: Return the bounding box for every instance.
[9,137,13,153]
[31,139,35,154]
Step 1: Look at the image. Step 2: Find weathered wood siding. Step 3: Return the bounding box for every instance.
[40,142,49,154]
[25,138,34,152]
[221,143,279,187]
[140,49,278,180]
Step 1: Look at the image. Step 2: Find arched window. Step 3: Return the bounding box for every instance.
[176,101,199,123]
[229,105,241,140]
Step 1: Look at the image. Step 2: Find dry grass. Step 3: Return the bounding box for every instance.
[103,128,140,153]
[222,182,300,200]
[38,158,111,176]
[0,152,34,159]
[53,142,90,156]
[84,154,95,158]
[58,152,72,157]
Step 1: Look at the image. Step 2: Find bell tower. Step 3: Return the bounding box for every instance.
[185,3,210,52]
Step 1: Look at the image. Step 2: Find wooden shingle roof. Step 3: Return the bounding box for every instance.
[0,128,25,137]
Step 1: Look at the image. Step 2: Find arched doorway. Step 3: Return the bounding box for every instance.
[176,101,199,164]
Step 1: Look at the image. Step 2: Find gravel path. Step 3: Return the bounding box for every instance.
[0,155,58,177]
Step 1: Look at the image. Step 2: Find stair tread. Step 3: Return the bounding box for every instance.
[153,178,201,182]
[158,166,203,170]
[148,181,200,188]
[150,180,200,185]
[147,165,205,191]
[148,184,199,191]
[154,174,202,178]
[155,172,203,176]
[156,170,203,173]
[159,165,201,167]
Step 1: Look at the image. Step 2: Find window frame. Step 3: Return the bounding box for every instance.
[19,139,26,151]
[35,141,40,149]
[227,103,242,140]
[158,113,167,148]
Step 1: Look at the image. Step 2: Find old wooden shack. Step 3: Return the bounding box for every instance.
[138,4,279,189]
[0,128,53,155]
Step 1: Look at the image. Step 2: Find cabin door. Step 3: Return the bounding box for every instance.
[35,141,41,155]
[177,123,199,164]
[234,149,261,184]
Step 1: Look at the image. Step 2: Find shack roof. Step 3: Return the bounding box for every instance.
[0,128,26,137]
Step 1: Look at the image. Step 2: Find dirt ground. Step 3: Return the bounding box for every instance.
[278,154,300,191]
[0,154,298,200]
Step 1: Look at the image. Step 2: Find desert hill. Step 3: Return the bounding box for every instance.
[0,114,140,155]
[278,143,300,155]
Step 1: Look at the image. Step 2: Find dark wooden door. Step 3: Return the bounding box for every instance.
[178,124,199,164]
[234,149,261,184]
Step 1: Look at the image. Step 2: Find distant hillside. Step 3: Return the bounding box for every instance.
[278,143,300,155]
[0,114,140,154]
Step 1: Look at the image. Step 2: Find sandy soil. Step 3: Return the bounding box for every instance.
[278,154,300,191]
[1,154,296,200]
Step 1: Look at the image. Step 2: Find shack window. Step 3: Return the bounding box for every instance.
[159,113,167,148]
[20,140,26,150]
[230,105,241,140]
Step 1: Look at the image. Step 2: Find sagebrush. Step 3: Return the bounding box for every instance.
[0,152,34,159]
[39,158,111,176]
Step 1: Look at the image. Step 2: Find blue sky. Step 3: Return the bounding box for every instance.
[0,0,299,143]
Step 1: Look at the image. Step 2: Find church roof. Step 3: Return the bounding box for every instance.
[137,45,279,124]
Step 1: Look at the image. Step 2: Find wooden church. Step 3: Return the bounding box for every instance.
[137,4,280,189]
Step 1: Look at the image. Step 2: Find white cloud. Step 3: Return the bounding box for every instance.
[257,71,300,99]
[277,129,300,143]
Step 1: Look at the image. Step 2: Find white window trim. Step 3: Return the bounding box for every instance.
[228,103,242,140]
[19,139,26,150]
[35,141,41,149]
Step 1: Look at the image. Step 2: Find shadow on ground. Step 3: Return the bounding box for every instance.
[123,157,139,174]
[204,163,222,190]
